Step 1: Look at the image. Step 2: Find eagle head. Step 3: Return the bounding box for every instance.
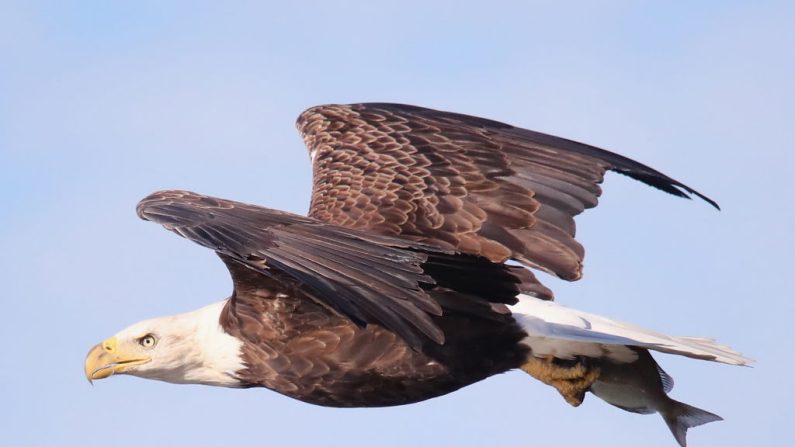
[84,300,245,387]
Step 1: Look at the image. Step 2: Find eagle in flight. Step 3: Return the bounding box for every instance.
[85,103,749,446]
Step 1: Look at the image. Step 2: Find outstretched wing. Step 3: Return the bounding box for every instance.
[136,190,532,347]
[298,103,717,282]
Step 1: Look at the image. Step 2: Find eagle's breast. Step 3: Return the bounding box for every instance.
[219,274,528,407]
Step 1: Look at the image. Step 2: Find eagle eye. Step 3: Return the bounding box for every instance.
[139,334,157,348]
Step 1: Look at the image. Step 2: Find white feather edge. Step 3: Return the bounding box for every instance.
[509,294,752,366]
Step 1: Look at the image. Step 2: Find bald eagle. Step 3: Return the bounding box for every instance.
[85,103,749,447]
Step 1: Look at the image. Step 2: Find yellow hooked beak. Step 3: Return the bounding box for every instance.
[84,336,151,383]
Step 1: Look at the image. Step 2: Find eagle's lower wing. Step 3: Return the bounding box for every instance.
[298,103,717,282]
[136,190,532,347]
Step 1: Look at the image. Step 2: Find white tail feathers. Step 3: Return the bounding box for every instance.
[509,294,752,366]
[663,401,723,447]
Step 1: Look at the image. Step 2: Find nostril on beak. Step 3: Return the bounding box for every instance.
[102,337,117,353]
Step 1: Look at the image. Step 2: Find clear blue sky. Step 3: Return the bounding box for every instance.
[2,1,792,446]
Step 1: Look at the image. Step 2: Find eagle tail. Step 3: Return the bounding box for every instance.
[509,294,752,365]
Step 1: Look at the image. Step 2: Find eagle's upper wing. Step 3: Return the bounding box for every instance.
[298,103,717,282]
[136,190,533,347]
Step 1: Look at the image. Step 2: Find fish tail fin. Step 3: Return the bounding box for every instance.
[662,400,723,447]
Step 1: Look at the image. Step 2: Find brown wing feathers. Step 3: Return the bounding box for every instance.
[137,191,533,348]
[138,103,715,349]
[298,103,717,281]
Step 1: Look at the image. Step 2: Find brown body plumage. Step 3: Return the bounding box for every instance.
[220,257,529,406]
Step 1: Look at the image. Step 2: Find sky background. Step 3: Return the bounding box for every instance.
[2,1,793,446]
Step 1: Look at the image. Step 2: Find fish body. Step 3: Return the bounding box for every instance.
[590,349,723,447]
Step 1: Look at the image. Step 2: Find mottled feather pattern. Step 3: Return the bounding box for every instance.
[298,103,716,281]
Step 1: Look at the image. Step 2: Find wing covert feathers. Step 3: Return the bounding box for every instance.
[298,103,718,281]
[137,190,542,348]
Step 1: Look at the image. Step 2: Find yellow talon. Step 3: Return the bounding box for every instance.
[520,356,600,407]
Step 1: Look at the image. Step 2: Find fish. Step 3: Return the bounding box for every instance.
[589,348,723,447]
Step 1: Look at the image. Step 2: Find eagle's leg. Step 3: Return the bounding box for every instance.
[520,356,601,407]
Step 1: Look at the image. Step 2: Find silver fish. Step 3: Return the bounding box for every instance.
[590,349,723,447]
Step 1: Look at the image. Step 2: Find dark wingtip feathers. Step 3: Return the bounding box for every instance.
[616,170,720,211]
